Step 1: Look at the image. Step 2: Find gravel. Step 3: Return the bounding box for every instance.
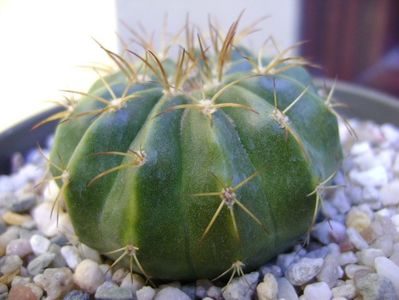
[1,118,399,299]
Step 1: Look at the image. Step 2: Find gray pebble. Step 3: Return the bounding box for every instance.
[181,285,195,299]
[48,243,67,268]
[285,258,324,286]
[10,193,37,213]
[222,272,259,300]
[195,279,212,298]
[95,281,134,300]
[305,246,330,259]
[0,222,6,235]
[277,252,298,272]
[0,227,19,251]
[50,234,69,247]
[79,244,101,263]
[0,255,23,274]
[64,290,91,300]
[355,273,397,300]
[0,283,7,294]
[27,252,56,275]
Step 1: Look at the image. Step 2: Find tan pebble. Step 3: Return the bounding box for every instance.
[2,212,32,226]
[0,269,20,285]
[346,210,371,232]
[8,284,39,300]
[359,226,376,244]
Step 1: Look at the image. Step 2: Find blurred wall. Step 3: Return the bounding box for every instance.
[116,0,300,53]
[0,0,117,131]
[0,0,299,131]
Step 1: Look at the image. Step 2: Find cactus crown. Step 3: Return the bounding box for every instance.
[39,13,343,282]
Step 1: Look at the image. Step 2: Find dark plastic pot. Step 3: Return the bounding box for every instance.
[1,80,399,174]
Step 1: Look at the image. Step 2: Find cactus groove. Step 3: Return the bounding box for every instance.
[44,16,343,281]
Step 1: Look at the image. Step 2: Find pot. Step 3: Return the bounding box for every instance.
[1,80,398,174]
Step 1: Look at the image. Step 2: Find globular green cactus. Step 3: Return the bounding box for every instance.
[43,17,342,281]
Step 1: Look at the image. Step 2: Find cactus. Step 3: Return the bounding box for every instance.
[42,16,343,281]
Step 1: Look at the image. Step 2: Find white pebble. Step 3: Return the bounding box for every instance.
[352,151,377,171]
[381,124,399,144]
[303,282,332,300]
[338,252,358,266]
[312,220,346,245]
[380,180,399,206]
[120,273,145,294]
[331,190,351,214]
[362,186,381,202]
[332,281,357,299]
[350,142,371,156]
[42,180,60,201]
[373,236,394,256]
[285,258,324,286]
[346,228,369,250]
[6,238,32,257]
[257,273,278,300]
[393,154,399,174]
[376,149,395,170]
[137,286,156,300]
[61,245,82,270]
[375,257,399,296]
[31,202,60,237]
[391,214,399,232]
[349,166,388,188]
[30,234,51,255]
[155,287,191,300]
[344,264,373,279]
[358,248,385,267]
[33,267,74,300]
[277,277,298,300]
[316,253,343,287]
[73,259,104,294]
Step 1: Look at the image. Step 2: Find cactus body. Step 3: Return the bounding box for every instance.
[48,23,342,281]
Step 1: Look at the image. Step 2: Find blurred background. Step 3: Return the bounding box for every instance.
[1,0,398,131]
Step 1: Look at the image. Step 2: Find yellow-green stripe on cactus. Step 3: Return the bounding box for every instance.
[45,18,342,281]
